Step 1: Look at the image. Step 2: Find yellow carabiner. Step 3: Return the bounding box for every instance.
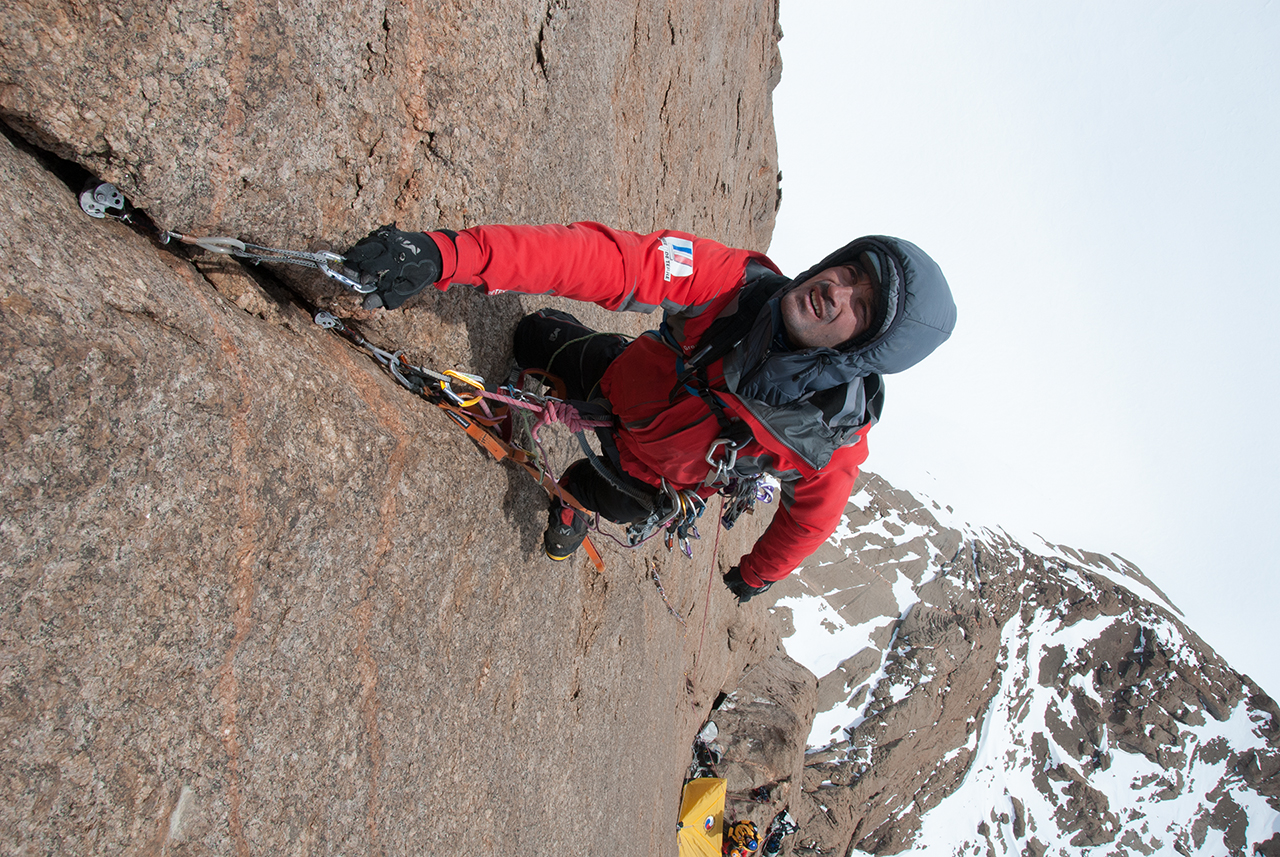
[443,370,484,408]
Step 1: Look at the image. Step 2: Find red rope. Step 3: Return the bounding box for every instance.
[692,495,725,677]
[474,389,612,439]
[531,398,613,437]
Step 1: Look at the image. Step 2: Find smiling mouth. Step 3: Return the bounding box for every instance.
[808,286,824,319]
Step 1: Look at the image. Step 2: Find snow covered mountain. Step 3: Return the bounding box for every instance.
[769,474,1280,856]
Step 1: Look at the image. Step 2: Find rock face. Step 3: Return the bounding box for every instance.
[0,0,781,254]
[0,2,786,855]
[772,474,1280,856]
[11,3,1276,856]
[703,648,817,834]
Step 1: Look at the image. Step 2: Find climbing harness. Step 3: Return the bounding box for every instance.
[313,306,776,567]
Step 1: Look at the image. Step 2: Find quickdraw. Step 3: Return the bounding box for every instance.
[720,475,776,532]
[75,184,370,297]
[162,232,367,294]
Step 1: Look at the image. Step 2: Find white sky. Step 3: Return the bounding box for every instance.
[769,2,1280,697]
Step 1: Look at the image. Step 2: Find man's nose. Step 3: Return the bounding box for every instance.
[829,281,856,306]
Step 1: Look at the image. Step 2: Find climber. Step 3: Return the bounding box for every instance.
[724,818,760,856]
[340,222,956,602]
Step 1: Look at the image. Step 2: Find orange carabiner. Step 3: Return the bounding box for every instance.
[443,370,485,407]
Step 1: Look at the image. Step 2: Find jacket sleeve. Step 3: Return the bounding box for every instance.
[736,439,870,587]
[424,222,776,313]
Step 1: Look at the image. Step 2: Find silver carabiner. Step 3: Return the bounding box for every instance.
[314,252,372,293]
[705,438,739,471]
[703,437,738,487]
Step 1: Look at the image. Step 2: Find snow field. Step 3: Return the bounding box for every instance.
[907,602,1279,856]
[779,484,1278,855]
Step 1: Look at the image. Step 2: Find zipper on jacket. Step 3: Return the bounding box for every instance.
[735,347,773,392]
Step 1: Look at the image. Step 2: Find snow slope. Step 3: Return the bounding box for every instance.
[769,474,1280,856]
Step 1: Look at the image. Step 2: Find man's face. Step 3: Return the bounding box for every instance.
[780,264,880,349]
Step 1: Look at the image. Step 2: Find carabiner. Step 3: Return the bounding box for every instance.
[314,253,369,293]
[703,437,739,487]
[705,437,739,470]
[443,370,486,408]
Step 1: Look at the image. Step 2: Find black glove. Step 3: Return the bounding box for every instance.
[723,566,772,604]
[342,225,443,309]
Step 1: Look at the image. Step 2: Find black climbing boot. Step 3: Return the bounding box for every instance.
[543,502,588,561]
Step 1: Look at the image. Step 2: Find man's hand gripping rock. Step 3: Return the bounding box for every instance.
[342,225,442,310]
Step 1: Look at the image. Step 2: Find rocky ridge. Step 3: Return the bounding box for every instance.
[2,0,781,253]
[768,474,1280,855]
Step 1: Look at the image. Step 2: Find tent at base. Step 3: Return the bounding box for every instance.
[677,777,726,857]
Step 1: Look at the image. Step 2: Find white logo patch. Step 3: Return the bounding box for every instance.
[659,236,694,281]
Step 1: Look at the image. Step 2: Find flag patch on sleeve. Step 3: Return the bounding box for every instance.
[659,236,694,281]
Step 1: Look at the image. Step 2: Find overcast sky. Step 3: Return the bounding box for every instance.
[768,2,1280,696]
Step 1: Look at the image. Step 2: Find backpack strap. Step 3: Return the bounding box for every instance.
[669,262,790,398]
[665,263,791,484]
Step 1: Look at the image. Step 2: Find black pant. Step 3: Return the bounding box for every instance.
[513,309,657,524]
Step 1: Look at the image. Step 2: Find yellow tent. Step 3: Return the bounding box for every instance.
[677,777,726,857]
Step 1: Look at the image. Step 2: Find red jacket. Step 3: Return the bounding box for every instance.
[425,222,869,586]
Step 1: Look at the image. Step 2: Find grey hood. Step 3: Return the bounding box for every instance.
[726,235,956,409]
[718,236,955,467]
[802,235,957,376]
